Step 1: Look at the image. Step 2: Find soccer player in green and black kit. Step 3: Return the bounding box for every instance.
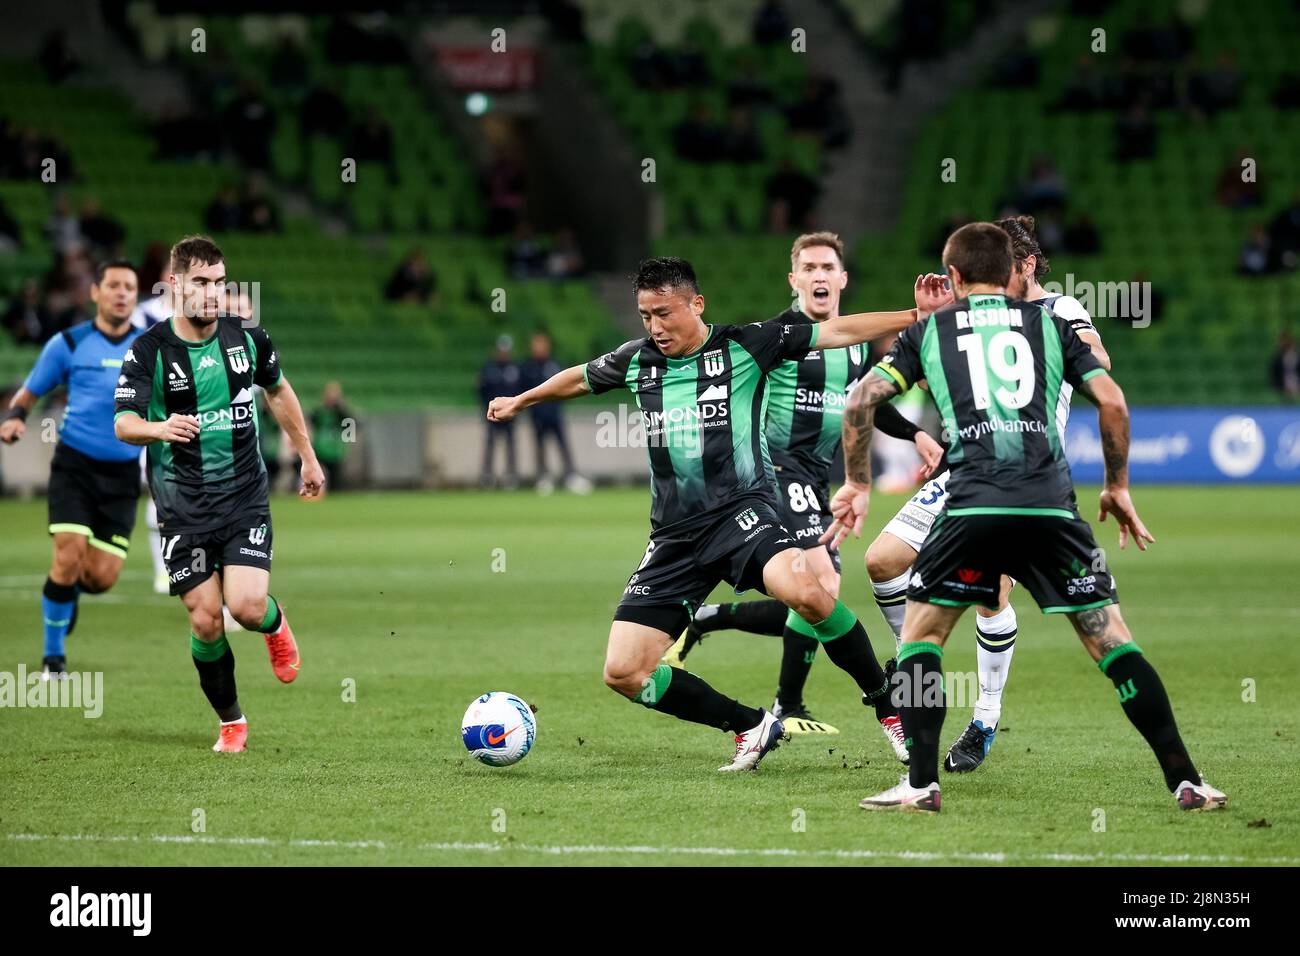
[825,223,1225,812]
[662,233,946,738]
[114,235,324,753]
[488,257,931,772]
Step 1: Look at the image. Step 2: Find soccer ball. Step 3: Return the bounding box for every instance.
[461,692,537,767]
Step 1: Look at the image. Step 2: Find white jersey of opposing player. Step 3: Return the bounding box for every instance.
[130,294,171,331]
[1033,294,1099,442]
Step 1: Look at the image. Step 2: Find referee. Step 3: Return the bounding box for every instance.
[0,260,144,679]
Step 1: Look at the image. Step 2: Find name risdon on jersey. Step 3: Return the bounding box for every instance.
[763,308,869,480]
[114,317,283,532]
[873,293,1106,515]
[24,321,145,463]
[585,318,820,533]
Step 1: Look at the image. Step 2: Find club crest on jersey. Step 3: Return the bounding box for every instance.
[735,508,760,531]
[849,344,863,364]
[702,349,725,378]
[226,345,250,374]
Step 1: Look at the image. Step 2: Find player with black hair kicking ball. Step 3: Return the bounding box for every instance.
[662,232,945,739]
[488,256,941,772]
[114,235,324,753]
[1,260,145,680]
[826,222,1225,812]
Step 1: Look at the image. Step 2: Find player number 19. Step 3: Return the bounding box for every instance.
[956,331,1035,410]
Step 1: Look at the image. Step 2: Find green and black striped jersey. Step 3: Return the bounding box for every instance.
[764,307,870,481]
[115,317,282,532]
[874,293,1106,515]
[585,318,818,534]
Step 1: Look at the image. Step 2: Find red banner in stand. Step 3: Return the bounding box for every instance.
[436,47,537,91]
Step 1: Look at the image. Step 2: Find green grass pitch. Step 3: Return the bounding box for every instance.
[1,486,1297,866]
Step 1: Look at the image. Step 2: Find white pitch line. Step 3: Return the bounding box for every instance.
[6,833,1297,866]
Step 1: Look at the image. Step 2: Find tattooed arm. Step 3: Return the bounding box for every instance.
[820,373,902,548]
[1077,372,1154,551]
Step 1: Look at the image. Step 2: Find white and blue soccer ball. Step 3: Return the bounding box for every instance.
[461,692,537,767]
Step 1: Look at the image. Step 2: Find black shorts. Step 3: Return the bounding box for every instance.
[908,511,1118,613]
[162,514,273,596]
[614,498,799,635]
[772,466,841,572]
[47,443,139,559]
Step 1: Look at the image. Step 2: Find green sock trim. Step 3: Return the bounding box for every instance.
[190,633,230,662]
[1097,642,1143,675]
[636,663,674,706]
[810,600,858,643]
[785,607,820,639]
[897,641,943,663]
[259,595,280,632]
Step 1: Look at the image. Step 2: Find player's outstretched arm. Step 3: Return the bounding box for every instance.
[1078,372,1153,551]
[0,387,37,443]
[820,371,902,548]
[487,364,588,424]
[265,377,324,498]
[815,308,917,351]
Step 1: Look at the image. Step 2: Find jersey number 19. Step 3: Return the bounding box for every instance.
[956,331,1035,410]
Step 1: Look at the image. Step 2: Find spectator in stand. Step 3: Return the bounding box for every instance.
[1016,155,1068,213]
[222,79,275,170]
[930,211,972,257]
[519,331,590,495]
[3,279,54,344]
[44,194,82,255]
[1238,225,1273,276]
[136,242,168,301]
[78,199,125,258]
[1115,102,1157,163]
[1271,331,1300,401]
[1267,195,1300,271]
[1057,55,1106,110]
[384,248,436,304]
[268,36,309,90]
[479,335,521,489]
[1273,72,1300,110]
[486,152,527,236]
[1216,149,1265,210]
[44,248,94,327]
[0,196,20,251]
[786,76,851,149]
[752,0,790,45]
[546,229,585,279]
[1064,214,1102,255]
[765,157,819,232]
[301,82,348,139]
[722,107,764,163]
[238,181,281,234]
[1188,52,1242,117]
[205,185,243,233]
[673,103,725,162]
[38,29,79,84]
[308,381,354,491]
[347,107,394,168]
[507,222,548,279]
[154,103,219,160]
